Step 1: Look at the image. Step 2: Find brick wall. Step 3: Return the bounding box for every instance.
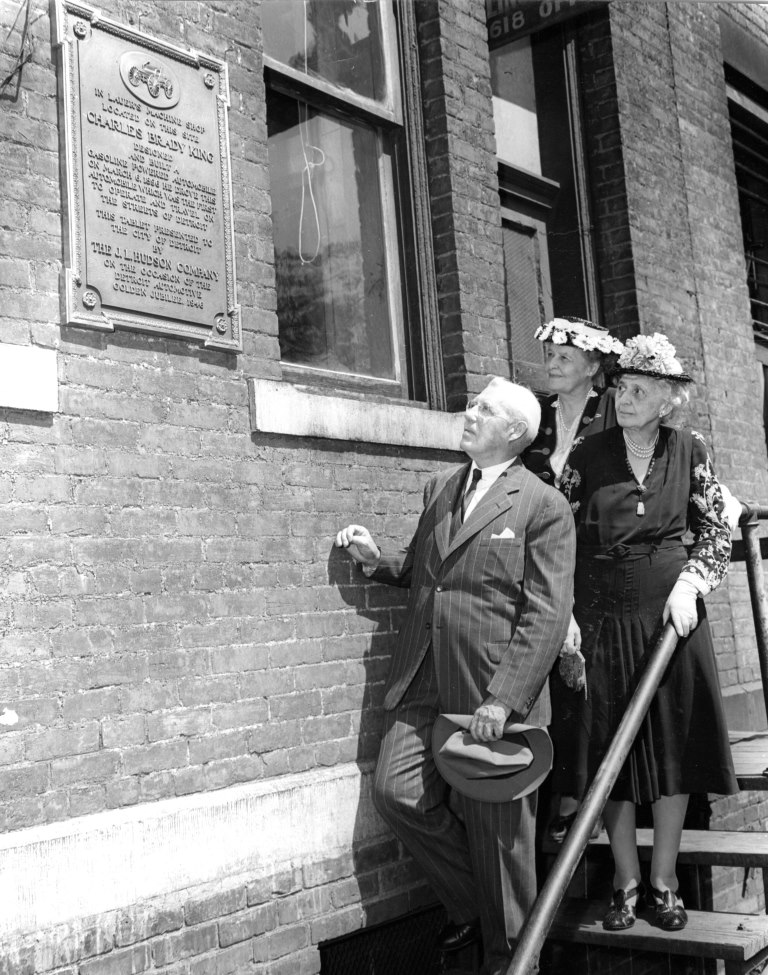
[593,2,768,716]
[4,0,768,971]
[415,0,509,410]
[578,8,639,342]
[0,0,470,969]
[0,840,435,975]
[0,0,450,830]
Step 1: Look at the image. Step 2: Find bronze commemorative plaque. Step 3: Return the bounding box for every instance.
[54,1,241,350]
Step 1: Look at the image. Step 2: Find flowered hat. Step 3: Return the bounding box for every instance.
[534,316,624,355]
[616,333,693,383]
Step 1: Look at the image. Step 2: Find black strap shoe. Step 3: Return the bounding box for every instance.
[603,883,643,931]
[649,886,688,931]
[437,919,481,951]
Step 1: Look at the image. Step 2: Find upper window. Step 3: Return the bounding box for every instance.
[490,24,601,389]
[727,67,768,345]
[726,66,768,456]
[263,1,423,399]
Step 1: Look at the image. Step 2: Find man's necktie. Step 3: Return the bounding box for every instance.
[461,468,483,522]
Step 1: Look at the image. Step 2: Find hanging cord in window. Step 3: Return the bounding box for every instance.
[1,0,35,97]
[297,0,324,264]
[297,101,325,265]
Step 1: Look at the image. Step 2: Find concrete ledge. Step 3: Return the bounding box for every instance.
[248,379,464,450]
[0,764,382,938]
[0,345,58,413]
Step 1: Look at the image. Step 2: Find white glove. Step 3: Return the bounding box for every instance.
[558,615,586,694]
[663,578,699,638]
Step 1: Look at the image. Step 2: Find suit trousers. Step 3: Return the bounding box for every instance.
[372,646,537,974]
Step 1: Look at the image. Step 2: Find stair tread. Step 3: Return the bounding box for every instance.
[589,828,768,865]
[730,730,768,789]
[551,900,768,960]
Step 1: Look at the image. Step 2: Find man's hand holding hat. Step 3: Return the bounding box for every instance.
[469,695,511,741]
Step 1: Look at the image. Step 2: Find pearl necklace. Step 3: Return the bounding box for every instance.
[623,431,659,516]
[556,388,593,438]
[623,430,658,459]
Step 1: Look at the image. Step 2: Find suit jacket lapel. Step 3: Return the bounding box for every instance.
[434,463,471,562]
[445,462,522,557]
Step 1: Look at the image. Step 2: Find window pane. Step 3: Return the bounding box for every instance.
[502,221,546,362]
[267,91,396,380]
[729,97,768,338]
[262,0,387,103]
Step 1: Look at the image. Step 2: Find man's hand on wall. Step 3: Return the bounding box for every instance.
[335,524,381,568]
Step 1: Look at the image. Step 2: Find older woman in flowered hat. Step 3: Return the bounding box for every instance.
[522,317,624,845]
[523,316,624,488]
[558,333,737,933]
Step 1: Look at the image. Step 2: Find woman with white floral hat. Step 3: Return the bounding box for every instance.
[524,316,625,488]
[558,333,737,933]
[523,316,624,846]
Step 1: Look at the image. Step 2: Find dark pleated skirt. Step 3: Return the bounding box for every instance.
[550,546,737,804]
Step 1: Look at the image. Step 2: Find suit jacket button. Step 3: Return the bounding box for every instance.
[435,585,443,592]
[425,622,431,629]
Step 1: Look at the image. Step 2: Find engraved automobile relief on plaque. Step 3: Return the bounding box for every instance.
[54,1,241,350]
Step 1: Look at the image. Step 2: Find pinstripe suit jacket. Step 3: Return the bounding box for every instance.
[372,459,576,726]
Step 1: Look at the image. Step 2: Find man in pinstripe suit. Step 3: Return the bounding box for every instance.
[337,377,575,974]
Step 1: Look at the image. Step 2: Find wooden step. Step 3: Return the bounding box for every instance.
[589,827,768,867]
[730,729,768,790]
[550,899,768,974]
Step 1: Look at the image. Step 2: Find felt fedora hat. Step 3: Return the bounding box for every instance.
[433,714,553,803]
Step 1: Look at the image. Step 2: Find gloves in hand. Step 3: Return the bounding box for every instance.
[663,578,699,638]
[558,615,586,694]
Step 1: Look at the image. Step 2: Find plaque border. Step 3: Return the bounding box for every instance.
[54,0,242,352]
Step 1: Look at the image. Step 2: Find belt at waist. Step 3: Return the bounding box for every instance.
[578,539,686,561]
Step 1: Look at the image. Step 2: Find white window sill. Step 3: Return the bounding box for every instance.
[248,379,464,450]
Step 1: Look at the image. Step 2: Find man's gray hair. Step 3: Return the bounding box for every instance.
[484,376,541,449]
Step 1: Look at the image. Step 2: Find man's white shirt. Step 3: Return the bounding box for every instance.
[362,457,518,575]
[461,458,517,520]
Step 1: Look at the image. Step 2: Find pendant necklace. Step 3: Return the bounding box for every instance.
[623,430,659,516]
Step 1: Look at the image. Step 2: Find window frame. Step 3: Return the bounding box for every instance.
[263,1,442,406]
[727,76,768,346]
[492,26,601,390]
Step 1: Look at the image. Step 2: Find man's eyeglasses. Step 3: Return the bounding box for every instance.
[466,398,506,420]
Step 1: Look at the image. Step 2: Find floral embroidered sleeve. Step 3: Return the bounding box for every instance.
[683,431,732,593]
[559,436,586,525]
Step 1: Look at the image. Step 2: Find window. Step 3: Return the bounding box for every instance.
[263,1,431,401]
[727,68,768,343]
[490,23,600,389]
[726,66,768,454]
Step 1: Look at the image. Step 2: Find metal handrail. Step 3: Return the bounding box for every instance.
[737,503,768,722]
[505,623,680,975]
[506,501,768,974]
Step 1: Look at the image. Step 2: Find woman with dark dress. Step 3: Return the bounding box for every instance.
[522,317,624,843]
[559,333,737,932]
[524,317,624,490]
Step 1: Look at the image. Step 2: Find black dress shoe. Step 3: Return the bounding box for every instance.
[649,886,688,931]
[437,919,481,951]
[602,883,644,931]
